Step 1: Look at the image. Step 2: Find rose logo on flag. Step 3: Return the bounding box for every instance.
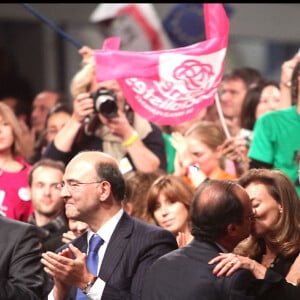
[94,3,229,125]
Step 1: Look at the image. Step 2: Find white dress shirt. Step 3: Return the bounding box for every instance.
[48,208,124,300]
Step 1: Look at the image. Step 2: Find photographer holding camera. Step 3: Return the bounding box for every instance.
[42,46,167,174]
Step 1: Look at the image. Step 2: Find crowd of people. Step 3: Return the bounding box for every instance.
[0,40,300,300]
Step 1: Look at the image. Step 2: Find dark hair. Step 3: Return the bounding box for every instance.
[222,67,263,90]
[45,102,72,128]
[146,174,194,220]
[27,102,72,165]
[95,162,125,202]
[240,83,265,130]
[124,169,166,221]
[28,158,65,186]
[240,80,280,130]
[191,179,245,241]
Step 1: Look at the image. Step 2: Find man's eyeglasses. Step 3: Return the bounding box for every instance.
[56,181,103,192]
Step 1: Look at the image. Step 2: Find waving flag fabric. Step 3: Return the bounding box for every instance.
[94,3,229,125]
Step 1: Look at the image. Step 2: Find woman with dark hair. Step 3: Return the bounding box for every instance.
[221,80,282,177]
[240,80,281,132]
[146,174,194,247]
[27,102,72,164]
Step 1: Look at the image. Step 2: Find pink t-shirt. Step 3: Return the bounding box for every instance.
[0,157,33,222]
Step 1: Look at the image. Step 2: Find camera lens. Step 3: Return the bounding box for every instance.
[98,97,118,118]
[92,88,118,118]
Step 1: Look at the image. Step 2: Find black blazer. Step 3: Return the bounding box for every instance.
[142,239,257,300]
[255,252,300,300]
[0,217,46,300]
[47,212,178,299]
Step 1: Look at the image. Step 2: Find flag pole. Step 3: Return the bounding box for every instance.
[21,3,83,50]
[215,93,231,139]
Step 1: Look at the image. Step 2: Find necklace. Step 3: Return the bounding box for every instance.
[262,253,276,268]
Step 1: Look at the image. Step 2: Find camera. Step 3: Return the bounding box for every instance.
[90,87,118,119]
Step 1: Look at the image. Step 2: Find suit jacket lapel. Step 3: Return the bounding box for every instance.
[72,231,88,253]
[99,212,133,281]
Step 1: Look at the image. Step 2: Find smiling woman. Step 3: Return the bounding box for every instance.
[145,174,194,247]
[0,102,34,222]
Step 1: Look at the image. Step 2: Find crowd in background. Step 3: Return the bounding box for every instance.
[0,31,300,299]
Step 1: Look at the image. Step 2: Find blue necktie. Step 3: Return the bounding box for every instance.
[76,234,104,299]
[87,234,104,275]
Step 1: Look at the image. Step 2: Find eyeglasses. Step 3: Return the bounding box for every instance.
[56,180,103,192]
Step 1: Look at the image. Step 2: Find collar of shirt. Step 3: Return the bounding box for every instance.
[87,208,124,251]
[86,208,124,274]
[214,242,229,253]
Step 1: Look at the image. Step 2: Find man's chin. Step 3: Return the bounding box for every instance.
[65,206,79,218]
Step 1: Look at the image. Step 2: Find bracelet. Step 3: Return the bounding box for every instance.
[122,131,138,147]
[281,80,292,88]
[287,280,298,286]
[81,276,97,294]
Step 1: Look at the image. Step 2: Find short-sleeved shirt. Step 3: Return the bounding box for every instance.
[0,156,33,221]
[248,106,300,196]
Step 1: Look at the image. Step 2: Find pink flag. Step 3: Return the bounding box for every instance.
[94,3,229,125]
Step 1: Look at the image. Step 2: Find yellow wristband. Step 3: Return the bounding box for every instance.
[122,131,138,147]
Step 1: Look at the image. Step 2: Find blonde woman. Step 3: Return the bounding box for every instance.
[171,120,236,189]
[0,102,33,221]
[42,46,167,174]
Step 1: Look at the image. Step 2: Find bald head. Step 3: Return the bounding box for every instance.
[66,151,125,202]
[70,151,118,168]
[191,179,251,242]
[194,180,247,211]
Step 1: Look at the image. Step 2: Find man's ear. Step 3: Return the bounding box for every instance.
[227,223,239,237]
[98,181,111,201]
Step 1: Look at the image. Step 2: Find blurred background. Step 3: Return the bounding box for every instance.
[0,3,299,100]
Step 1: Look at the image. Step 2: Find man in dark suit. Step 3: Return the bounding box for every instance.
[41,150,177,299]
[141,179,257,300]
[0,216,46,299]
